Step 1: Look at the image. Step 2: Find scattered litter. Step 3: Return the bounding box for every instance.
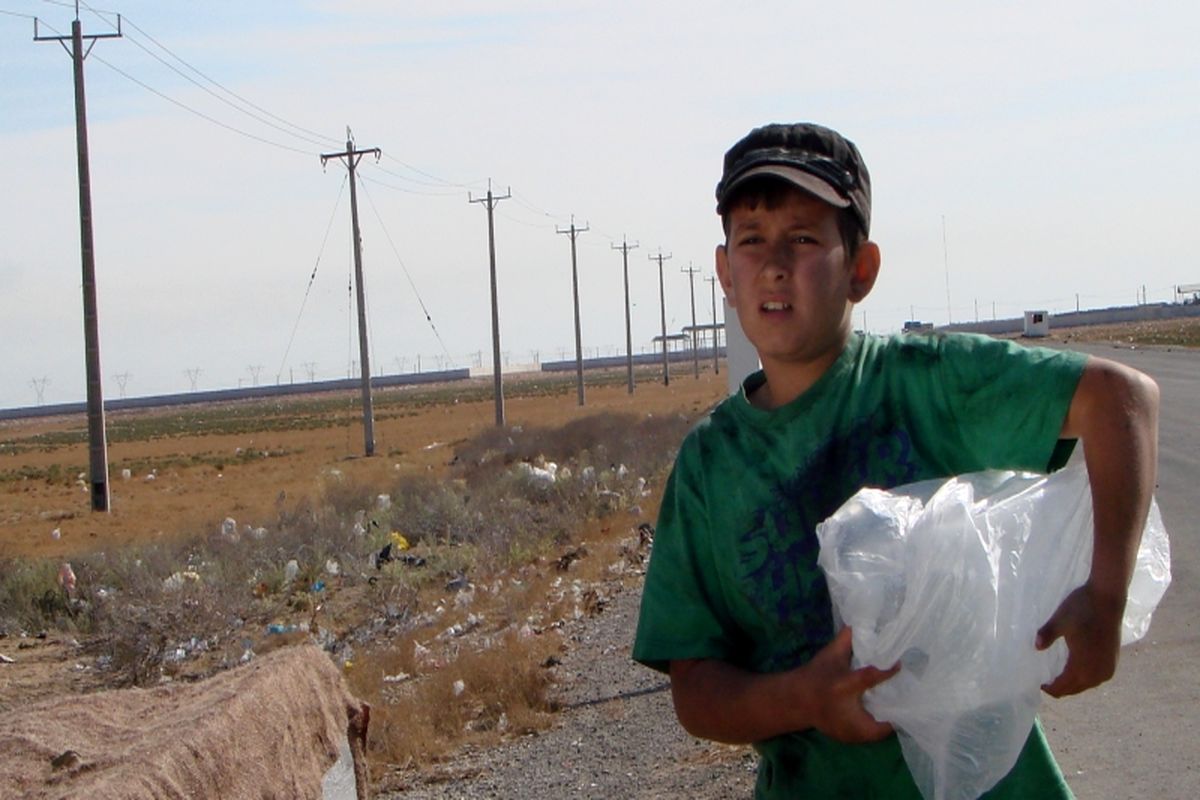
[51,528,61,541]
[220,517,238,542]
[121,468,132,480]
[516,460,557,487]
[284,560,299,584]
[374,542,425,570]
[144,470,157,482]
[0,653,14,664]
[445,573,469,592]
[162,571,201,592]
[557,546,587,572]
[57,563,76,594]
[376,494,392,510]
[452,679,466,697]
[390,531,410,550]
[249,526,267,540]
[266,623,300,635]
[382,671,411,684]
[310,580,326,593]
[324,559,340,577]
[421,441,444,451]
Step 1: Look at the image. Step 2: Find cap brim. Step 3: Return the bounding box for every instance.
[722,164,850,211]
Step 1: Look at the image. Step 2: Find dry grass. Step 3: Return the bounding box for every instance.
[0,407,691,782]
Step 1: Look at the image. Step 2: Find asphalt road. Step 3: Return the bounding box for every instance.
[1042,342,1200,798]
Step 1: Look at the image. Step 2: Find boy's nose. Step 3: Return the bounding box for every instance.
[763,244,793,278]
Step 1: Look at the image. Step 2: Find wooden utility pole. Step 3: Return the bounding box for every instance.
[321,130,380,456]
[612,237,638,394]
[35,6,122,512]
[681,262,701,379]
[706,274,720,375]
[469,180,511,426]
[557,217,589,406]
[649,250,672,386]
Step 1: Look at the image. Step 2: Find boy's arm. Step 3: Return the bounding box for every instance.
[1037,355,1160,697]
[669,627,897,744]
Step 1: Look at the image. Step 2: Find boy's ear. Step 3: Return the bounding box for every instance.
[847,241,881,303]
[715,244,734,300]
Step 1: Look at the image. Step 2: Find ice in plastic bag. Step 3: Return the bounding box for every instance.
[815,461,1171,800]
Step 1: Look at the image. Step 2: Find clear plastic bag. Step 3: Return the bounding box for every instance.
[816,461,1171,800]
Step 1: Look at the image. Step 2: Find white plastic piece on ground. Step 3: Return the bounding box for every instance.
[816,461,1171,800]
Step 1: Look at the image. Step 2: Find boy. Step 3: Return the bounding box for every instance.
[632,123,1159,798]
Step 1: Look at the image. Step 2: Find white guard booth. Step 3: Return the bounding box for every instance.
[724,299,761,395]
[1023,310,1051,337]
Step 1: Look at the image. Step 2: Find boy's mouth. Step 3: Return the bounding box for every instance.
[761,301,792,312]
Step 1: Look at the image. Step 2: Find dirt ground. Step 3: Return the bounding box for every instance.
[1,370,728,561]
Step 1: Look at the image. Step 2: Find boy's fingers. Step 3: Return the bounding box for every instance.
[1035,616,1062,650]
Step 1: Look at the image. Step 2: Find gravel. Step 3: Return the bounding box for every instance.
[379,577,758,799]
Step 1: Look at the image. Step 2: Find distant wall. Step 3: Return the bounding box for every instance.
[0,369,471,422]
[940,302,1200,336]
[540,348,723,373]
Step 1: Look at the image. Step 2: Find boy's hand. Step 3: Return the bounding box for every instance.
[1036,581,1125,697]
[667,626,897,745]
[804,626,898,742]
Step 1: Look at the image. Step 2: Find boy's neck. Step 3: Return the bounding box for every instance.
[749,331,854,410]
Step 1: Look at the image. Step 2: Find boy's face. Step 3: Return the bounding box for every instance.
[716,186,878,380]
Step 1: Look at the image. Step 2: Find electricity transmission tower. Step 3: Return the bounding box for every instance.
[30,378,49,406]
[114,371,131,398]
[681,262,701,378]
[35,5,121,512]
[186,368,202,392]
[557,216,589,406]
[706,275,720,375]
[469,180,511,426]
[612,237,638,394]
[649,250,672,385]
[321,130,380,457]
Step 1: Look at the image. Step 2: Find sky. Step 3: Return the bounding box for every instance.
[1,0,1197,409]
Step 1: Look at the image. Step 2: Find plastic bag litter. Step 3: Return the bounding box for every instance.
[816,461,1171,800]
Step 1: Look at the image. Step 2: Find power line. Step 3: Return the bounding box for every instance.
[276,173,348,384]
[95,15,338,150]
[82,4,343,149]
[88,50,318,156]
[356,176,456,364]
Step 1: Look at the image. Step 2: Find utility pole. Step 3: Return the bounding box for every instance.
[682,262,701,378]
[321,129,380,457]
[706,275,720,375]
[557,216,589,406]
[469,179,511,426]
[612,237,639,394]
[942,215,952,325]
[649,250,672,385]
[35,6,121,512]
